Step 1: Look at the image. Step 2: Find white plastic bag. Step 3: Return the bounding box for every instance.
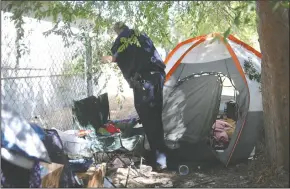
[52,128,93,158]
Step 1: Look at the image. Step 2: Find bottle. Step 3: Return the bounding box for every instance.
[178,164,189,175]
[139,157,152,174]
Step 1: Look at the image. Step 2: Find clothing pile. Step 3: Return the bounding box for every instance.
[1,104,77,188]
[111,118,140,137]
[1,104,50,188]
[211,118,236,150]
[1,104,95,188]
[97,122,121,136]
[96,118,139,137]
[2,100,142,188]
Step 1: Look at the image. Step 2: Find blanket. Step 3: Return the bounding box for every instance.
[212,119,236,149]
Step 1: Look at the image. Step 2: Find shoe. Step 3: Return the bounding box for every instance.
[153,164,167,173]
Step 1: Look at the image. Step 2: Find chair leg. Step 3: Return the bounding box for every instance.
[116,156,130,168]
[105,176,117,188]
[104,147,150,187]
[93,153,96,163]
[125,164,131,188]
[101,153,105,162]
[127,152,148,178]
[126,155,147,178]
[107,153,118,164]
[93,153,107,165]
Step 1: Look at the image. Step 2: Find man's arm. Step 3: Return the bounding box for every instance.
[101,37,120,64]
[101,55,116,64]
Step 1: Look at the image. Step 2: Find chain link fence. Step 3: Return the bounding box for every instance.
[1,11,136,131]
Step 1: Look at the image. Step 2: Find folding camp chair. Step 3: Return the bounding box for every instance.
[87,133,144,187]
[72,93,145,187]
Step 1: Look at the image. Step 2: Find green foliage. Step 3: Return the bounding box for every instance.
[64,56,85,75]
[4,1,42,65]
[223,28,231,43]
[135,2,174,48]
[4,1,261,104]
[172,1,258,46]
[244,58,261,83]
[5,1,259,58]
[117,30,141,53]
[272,1,290,12]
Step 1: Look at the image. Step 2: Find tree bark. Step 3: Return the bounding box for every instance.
[256,1,289,171]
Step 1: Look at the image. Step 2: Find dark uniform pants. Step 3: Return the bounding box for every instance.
[133,71,168,168]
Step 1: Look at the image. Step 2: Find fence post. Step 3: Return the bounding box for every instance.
[85,36,93,97]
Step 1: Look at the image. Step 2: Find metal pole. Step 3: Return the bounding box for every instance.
[85,36,93,97]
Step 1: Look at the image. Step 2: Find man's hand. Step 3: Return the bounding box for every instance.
[101,56,113,64]
[101,55,118,64]
[129,73,142,89]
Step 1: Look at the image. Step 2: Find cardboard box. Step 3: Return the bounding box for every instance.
[40,162,64,188]
[76,163,106,188]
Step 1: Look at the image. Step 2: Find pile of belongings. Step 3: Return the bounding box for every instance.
[77,129,93,137]
[52,117,140,161]
[211,117,236,150]
[1,104,51,188]
[53,128,94,158]
[51,128,95,173]
[1,100,142,188]
[97,122,121,136]
[96,118,139,137]
[1,104,95,188]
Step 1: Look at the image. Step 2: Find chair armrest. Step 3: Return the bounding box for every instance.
[120,135,142,151]
[88,133,122,153]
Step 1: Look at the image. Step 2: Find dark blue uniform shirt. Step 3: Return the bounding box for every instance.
[111,27,166,81]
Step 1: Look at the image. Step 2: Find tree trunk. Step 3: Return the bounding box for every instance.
[256,1,289,171]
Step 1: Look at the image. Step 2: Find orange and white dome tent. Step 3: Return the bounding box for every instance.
[162,33,263,166]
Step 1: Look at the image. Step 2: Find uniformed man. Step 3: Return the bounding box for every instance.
[102,22,168,171]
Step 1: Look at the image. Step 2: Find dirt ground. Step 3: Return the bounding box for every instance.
[105,138,289,188]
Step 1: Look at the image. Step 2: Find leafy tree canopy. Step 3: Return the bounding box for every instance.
[3,1,259,53]
[1,0,262,105]
[2,1,262,82]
